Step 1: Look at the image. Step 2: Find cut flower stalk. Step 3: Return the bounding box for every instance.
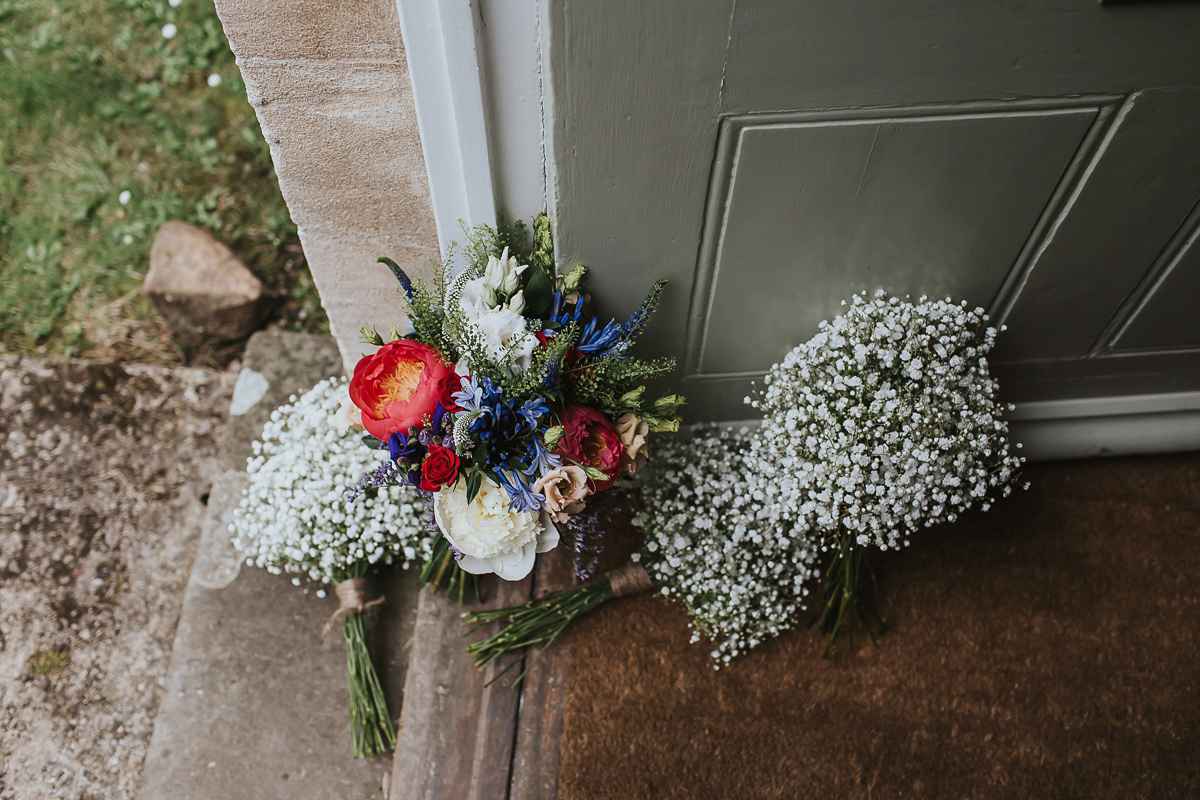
[341,611,396,757]
[463,563,648,685]
[813,530,886,657]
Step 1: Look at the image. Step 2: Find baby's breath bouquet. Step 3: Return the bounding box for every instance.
[342,214,683,591]
[466,291,1024,674]
[231,377,430,757]
[748,292,1024,654]
[465,426,821,677]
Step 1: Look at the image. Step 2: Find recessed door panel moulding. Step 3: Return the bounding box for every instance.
[686,98,1115,382]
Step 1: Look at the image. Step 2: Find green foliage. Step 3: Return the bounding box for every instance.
[0,0,326,359]
[26,646,71,677]
[573,353,677,416]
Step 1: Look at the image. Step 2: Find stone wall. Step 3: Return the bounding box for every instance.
[214,0,439,373]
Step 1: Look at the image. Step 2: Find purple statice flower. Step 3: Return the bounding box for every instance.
[345,459,403,503]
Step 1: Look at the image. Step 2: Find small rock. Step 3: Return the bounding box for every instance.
[142,221,277,343]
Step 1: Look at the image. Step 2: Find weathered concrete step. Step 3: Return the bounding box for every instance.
[140,332,420,799]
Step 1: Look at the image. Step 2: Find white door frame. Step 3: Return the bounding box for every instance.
[394,0,546,257]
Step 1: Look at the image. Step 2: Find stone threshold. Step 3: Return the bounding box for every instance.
[140,332,417,800]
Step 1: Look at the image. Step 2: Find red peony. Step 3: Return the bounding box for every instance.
[419,443,461,492]
[555,404,622,491]
[349,340,457,440]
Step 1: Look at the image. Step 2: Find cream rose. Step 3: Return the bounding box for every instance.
[433,474,559,580]
[616,413,650,475]
[532,465,592,524]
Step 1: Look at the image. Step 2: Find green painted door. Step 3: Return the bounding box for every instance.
[544,1,1200,419]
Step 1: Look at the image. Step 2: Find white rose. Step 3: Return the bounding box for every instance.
[433,475,559,580]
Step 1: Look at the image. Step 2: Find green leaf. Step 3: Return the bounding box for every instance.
[465,469,483,504]
[581,465,610,482]
[522,264,554,318]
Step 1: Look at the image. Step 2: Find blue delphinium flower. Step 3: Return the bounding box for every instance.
[494,468,545,512]
[388,431,424,464]
[518,397,549,429]
[524,437,563,478]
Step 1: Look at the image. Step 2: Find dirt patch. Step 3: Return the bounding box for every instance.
[0,356,234,799]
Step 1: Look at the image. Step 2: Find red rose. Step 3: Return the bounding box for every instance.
[419,443,461,492]
[555,404,622,491]
[349,340,456,440]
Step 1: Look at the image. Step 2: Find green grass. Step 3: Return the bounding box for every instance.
[27,646,71,677]
[0,0,328,361]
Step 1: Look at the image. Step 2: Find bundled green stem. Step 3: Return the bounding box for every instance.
[812,529,887,657]
[419,537,479,603]
[463,580,618,686]
[341,613,396,757]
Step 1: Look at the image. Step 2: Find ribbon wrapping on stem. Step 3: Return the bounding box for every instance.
[322,577,385,637]
[607,560,654,597]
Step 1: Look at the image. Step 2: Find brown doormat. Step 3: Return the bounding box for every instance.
[556,454,1200,800]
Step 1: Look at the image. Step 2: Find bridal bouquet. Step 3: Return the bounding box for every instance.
[748,292,1024,653]
[341,215,683,588]
[467,291,1023,673]
[466,425,820,676]
[231,377,430,757]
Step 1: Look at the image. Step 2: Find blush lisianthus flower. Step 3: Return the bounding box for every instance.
[556,404,622,491]
[615,413,650,475]
[349,340,457,440]
[532,465,592,524]
[433,474,560,580]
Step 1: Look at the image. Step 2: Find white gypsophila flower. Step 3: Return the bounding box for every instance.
[207,73,222,88]
[161,23,177,39]
[433,475,559,581]
[634,426,819,665]
[747,292,1023,553]
[230,377,431,585]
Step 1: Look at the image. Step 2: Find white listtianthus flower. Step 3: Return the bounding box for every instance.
[231,377,431,585]
[457,278,538,372]
[433,475,559,581]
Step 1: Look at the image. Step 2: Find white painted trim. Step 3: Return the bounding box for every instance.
[477,0,546,220]
[716,391,1200,462]
[394,0,497,256]
[1005,390,1200,460]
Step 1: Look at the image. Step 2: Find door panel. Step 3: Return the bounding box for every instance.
[546,0,1200,419]
[694,106,1097,378]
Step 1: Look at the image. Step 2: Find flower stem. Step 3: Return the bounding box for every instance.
[419,537,478,602]
[341,613,396,758]
[812,529,886,657]
[462,581,617,686]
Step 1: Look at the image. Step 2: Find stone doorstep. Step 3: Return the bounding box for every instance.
[388,547,576,800]
[139,332,419,800]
